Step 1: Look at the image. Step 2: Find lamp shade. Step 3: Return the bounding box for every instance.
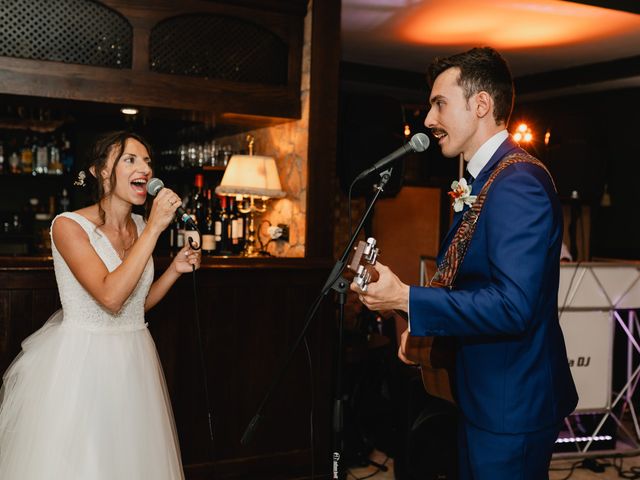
[215,154,285,198]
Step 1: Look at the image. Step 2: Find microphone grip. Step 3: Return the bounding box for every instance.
[176,206,196,228]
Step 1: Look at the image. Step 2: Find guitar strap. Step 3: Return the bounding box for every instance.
[430,151,555,289]
[403,151,555,404]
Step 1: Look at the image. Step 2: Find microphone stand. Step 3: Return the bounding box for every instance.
[241,167,395,480]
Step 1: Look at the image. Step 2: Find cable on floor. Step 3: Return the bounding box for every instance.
[347,456,389,480]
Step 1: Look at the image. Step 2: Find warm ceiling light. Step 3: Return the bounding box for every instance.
[120,107,138,115]
[517,123,528,133]
[513,132,523,142]
[524,132,533,142]
[401,0,640,49]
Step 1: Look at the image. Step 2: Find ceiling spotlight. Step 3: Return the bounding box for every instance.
[120,107,138,115]
[517,123,528,133]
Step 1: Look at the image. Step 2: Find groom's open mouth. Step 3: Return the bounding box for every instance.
[431,129,448,143]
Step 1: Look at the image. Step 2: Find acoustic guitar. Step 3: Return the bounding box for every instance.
[348,238,456,404]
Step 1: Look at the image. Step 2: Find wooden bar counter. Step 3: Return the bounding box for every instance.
[0,255,334,479]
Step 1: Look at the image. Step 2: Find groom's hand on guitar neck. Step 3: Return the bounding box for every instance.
[349,261,410,313]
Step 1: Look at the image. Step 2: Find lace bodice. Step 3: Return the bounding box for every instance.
[50,212,154,332]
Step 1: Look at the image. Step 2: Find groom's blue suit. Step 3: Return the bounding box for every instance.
[409,137,578,478]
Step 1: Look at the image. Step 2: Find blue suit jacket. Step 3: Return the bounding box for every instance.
[409,138,578,434]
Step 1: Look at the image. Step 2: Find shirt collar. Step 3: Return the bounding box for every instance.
[466,129,509,179]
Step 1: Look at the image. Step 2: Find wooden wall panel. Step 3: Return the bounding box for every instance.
[372,186,442,286]
[0,261,333,479]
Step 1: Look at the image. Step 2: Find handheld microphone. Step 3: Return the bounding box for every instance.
[146,177,196,228]
[355,132,430,181]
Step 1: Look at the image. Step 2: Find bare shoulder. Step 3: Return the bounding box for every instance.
[51,206,99,250]
[51,216,90,252]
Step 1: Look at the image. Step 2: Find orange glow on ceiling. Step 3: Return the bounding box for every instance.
[402,0,640,49]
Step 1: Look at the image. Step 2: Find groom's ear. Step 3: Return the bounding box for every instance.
[475,91,492,120]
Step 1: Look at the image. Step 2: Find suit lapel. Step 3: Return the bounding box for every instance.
[437,137,522,262]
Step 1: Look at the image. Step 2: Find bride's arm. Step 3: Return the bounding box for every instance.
[144,245,201,311]
[52,190,177,314]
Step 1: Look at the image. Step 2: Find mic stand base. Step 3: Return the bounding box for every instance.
[240,168,395,480]
[331,276,349,480]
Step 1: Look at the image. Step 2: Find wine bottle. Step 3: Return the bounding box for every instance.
[213,195,223,255]
[202,189,216,255]
[234,195,246,254]
[228,196,239,254]
[168,218,180,251]
[218,196,232,256]
[191,173,205,226]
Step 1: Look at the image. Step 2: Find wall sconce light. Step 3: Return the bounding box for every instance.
[215,145,285,256]
[120,107,138,115]
[600,184,612,207]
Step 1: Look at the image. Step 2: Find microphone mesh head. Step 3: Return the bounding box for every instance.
[147,177,164,196]
[409,133,430,152]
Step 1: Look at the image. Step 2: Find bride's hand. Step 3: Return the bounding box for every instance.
[147,188,182,235]
[172,245,201,273]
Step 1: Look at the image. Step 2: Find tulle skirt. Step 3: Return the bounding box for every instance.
[0,310,184,480]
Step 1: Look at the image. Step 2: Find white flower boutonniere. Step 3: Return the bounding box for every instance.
[448,178,477,212]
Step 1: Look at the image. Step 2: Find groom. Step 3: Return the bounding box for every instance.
[353,47,578,479]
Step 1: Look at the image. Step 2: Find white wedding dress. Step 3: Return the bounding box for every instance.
[0,212,184,479]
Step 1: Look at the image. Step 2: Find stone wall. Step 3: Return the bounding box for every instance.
[216,3,312,258]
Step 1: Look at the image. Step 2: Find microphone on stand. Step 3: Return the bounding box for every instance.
[355,132,430,181]
[146,177,196,229]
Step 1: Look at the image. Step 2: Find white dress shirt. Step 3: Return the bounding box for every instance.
[466,129,509,179]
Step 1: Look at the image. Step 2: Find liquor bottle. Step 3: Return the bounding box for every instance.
[58,188,70,213]
[60,133,74,173]
[35,135,48,174]
[48,135,63,175]
[0,140,5,174]
[21,136,33,174]
[201,190,216,255]
[183,213,200,249]
[8,152,20,174]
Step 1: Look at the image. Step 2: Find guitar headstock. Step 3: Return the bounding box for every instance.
[348,237,380,292]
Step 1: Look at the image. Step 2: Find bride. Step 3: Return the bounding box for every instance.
[0,131,200,479]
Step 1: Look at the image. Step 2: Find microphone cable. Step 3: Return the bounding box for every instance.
[186,232,216,458]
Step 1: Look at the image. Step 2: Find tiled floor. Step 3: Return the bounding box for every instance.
[348,448,640,479]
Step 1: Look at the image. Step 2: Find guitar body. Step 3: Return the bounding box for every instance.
[404,334,456,404]
[348,238,456,404]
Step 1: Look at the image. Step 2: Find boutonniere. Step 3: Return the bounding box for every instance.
[448,178,477,212]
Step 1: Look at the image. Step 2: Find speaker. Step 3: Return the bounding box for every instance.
[337,92,405,198]
[407,395,458,479]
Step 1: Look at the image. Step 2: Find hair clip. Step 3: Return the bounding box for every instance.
[73,170,86,187]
